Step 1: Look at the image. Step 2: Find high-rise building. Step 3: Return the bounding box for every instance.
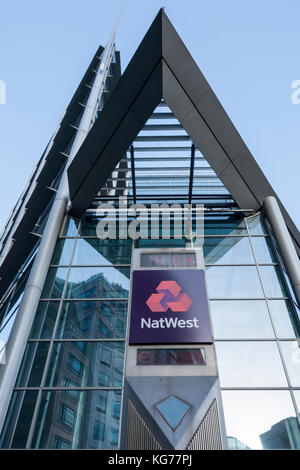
[0,9,299,450]
[260,417,300,449]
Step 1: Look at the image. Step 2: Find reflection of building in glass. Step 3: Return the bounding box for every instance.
[260,416,300,450]
[59,300,127,340]
[34,389,122,449]
[20,272,126,449]
[24,352,122,449]
[0,8,300,450]
[65,271,129,299]
[227,436,251,450]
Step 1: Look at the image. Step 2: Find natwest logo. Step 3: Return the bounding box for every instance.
[129,269,213,345]
[146,280,192,313]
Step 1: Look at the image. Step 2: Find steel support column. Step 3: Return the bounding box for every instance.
[263,196,300,306]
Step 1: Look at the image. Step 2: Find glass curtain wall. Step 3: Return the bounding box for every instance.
[0,251,38,357]
[207,214,300,450]
[0,216,130,449]
[2,212,299,449]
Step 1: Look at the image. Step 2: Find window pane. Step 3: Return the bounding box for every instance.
[61,217,79,237]
[0,306,19,349]
[56,301,127,339]
[73,238,132,265]
[45,341,124,388]
[0,390,39,449]
[222,390,300,449]
[96,393,107,413]
[210,300,274,339]
[247,215,267,235]
[30,301,60,339]
[93,421,105,441]
[268,300,300,338]
[215,341,287,387]
[101,348,112,366]
[65,267,130,299]
[280,341,300,386]
[41,268,68,299]
[57,402,76,428]
[204,237,254,265]
[0,279,26,345]
[204,216,247,236]
[206,266,264,298]
[53,436,72,449]
[79,216,101,237]
[110,427,119,445]
[16,342,50,387]
[50,239,75,266]
[67,353,84,376]
[251,237,277,264]
[137,238,185,248]
[259,266,288,298]
[30,390,122,449]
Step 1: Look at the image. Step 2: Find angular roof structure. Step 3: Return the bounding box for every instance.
[67,8,300,254]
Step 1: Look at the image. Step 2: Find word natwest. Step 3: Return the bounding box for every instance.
[141,316,200,329]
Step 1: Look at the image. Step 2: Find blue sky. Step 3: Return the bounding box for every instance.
[0,0,299,230]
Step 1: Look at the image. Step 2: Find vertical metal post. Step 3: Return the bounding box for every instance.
[188,144,195,204]
[130,145,136,204]
[263,196,300,305]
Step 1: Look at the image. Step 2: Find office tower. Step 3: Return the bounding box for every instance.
[0,9,299,450]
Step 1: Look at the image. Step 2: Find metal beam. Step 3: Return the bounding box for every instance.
[150,112,175,119]
[135,135,190,142]
[133,146,191,152]
[142,124,183,131]
[130,145,136,204]
[188,143,196,204]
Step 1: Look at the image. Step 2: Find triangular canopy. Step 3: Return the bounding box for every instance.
[67,8,300,253]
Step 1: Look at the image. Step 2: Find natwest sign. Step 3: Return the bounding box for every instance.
[129,270,213,344]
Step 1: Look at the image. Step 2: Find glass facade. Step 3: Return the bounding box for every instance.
[209,214,300,450]
[222,391,300,450]
[1,210,299,450]
[1,8,300,451]
[0,221,130,449]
